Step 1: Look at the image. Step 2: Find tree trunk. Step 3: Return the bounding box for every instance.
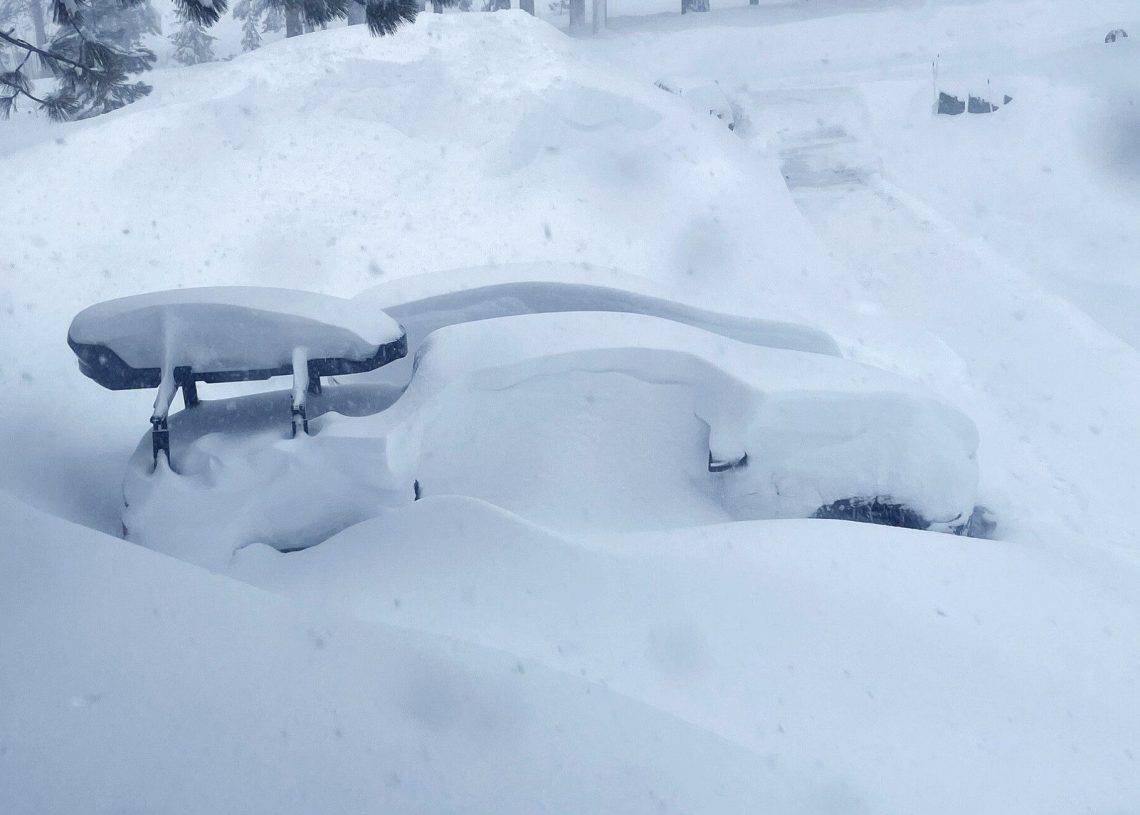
[432,0,443,10]
[346,0,366,24]
[285,7,303,37]
[520,0,534,13]
[591,0,605,32]
[26,0,49,76]
[568,0,585,33]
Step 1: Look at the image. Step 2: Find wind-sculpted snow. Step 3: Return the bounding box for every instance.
[0,491,818,815]
[124,312,977,567]
[354,261,841,386]
[230,494,1140,815]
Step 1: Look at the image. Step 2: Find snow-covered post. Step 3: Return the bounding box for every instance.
[150,366,178,466]
[291,347,311,437]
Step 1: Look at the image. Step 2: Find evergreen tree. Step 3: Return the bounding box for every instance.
[271,0,417,39]
[170,10,216,64]
[233,0,283,51]
[0,0,217,120]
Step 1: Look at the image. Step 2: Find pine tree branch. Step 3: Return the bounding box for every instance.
[0,26,91,72]
[0,73,50,106]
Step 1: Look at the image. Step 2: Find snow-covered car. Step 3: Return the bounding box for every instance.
[66,276,984,568]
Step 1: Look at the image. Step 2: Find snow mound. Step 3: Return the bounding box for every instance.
[0,489,819,814]
[357,311,978,527]
[124,311,977,566]
[230,493,1140,815]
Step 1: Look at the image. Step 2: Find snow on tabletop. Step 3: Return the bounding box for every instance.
[68,287,403,373]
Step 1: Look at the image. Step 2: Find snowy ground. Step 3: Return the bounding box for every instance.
[3,2,1139,812]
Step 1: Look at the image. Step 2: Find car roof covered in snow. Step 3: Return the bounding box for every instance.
[68,287,405,389]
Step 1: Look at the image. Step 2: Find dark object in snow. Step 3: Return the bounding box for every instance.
[968,95,998,114]
[955,505,997,539]
[1105,29,1128,43]
[68,287,407,466]
[937,92,965,115]
[813,496,930,530]
[655,78,738,132]
[1004,95,1013,105]
[815,496,997,538]
[708,451,748,473]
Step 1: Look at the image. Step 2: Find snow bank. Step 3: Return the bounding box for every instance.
[230,493,1140,815]
[124,311,976,566]
[0,489,810,814]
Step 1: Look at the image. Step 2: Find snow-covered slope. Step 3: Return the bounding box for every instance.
[590,0,1140,557]
[230,494,1140,815]
[0,490,809,815]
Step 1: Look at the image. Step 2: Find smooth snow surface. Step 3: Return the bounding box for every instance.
[69,286,402,373]
[231,494,1140,815]
[0,491,807,815]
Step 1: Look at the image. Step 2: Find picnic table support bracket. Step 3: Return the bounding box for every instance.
[151,416,170,466]
[179,372,200,409]
[306,361,322,397]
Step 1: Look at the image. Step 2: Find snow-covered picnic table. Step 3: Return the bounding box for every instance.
[68,287,407,459]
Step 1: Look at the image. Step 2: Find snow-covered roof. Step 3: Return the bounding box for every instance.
[68,287,404,386]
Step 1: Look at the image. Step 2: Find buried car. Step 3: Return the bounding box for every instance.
[86,284,985,568]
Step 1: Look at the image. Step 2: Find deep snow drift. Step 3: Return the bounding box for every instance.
[3,3,1140,814]
[0,491,811,815]
[122,309,978,566]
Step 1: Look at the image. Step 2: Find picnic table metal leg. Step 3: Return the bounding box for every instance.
[181,378,199,409]
[151,416,170,465]
[306,361,322,397]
